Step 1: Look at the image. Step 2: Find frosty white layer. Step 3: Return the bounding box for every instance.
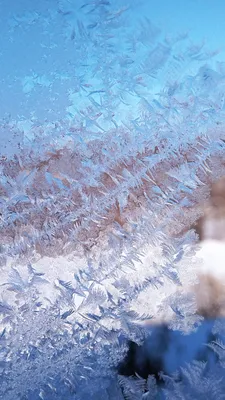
[197,240,225,278]
[129,240,225,328]
[192,240,225,318]
[3,236,222,332]
[2,6,225,399]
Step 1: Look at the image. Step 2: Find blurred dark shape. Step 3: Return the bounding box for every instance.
[118,319,218,382]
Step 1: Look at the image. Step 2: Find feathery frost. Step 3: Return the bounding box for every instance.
[1,0,225,398]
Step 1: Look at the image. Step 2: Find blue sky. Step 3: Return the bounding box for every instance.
[139,0,225,54]
[0,0,225,123]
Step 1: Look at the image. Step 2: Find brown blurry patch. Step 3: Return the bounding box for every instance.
[194,177,225,241]
[210,177,225,207]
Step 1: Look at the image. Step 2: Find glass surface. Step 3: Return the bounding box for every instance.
[1,1,225,399]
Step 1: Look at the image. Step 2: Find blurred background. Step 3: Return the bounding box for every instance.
[0,0,225,124]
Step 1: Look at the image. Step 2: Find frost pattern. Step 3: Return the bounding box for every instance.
[1,0,225,399]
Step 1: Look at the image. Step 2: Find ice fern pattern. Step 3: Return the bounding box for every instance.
[1,0,225,399]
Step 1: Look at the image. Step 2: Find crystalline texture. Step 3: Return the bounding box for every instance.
[1,1,225,399]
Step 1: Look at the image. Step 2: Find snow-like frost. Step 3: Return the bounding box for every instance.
[1,0,225,399]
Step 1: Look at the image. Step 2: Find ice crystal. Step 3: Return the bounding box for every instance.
[1,0,225,399]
